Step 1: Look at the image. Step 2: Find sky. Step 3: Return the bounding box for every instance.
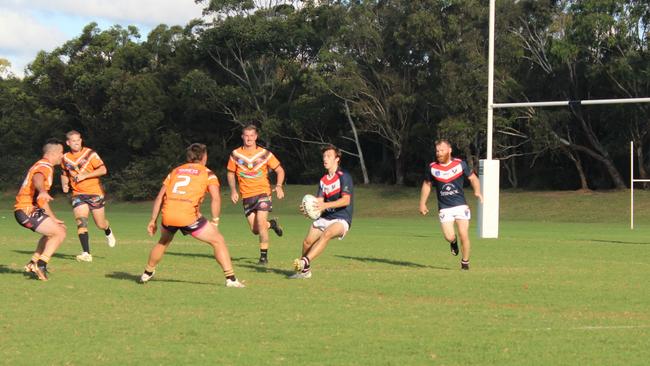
[0,0,207,77]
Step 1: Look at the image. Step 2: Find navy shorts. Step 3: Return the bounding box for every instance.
[71,194,105,210]
[15,208,48,232]
[243,194,272,216]
[162,217,208,236]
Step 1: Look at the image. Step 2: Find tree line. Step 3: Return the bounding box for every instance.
[1,0,649,199]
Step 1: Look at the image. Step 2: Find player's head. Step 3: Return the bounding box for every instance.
[435,139,452,163]
[241,124,258,148]
[43,138,65,165]
[65,130,83,152]
[186,143,208,165]
[321,144,341,171]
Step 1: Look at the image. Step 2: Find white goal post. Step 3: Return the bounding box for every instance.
[630,141,650,229]
[480,0,650,238]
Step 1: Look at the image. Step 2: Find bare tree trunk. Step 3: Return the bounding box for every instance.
[561,146,589,190]
[394,147,405,185]
[344,100,370,184]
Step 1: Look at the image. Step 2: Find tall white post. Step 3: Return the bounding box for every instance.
[478,0,500,238]
[631,141,634,229]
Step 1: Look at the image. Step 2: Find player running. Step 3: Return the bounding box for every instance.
[15,139,67,281]
[419,139,483,270]
[291,144,353,279]
[60,130,115,262]
[227,124,284,265]
[140,143,244,288]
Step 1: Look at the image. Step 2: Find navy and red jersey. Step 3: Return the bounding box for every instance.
[426,158,474,209]
[316,169,353,226]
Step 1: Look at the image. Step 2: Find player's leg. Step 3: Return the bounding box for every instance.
[73,204,92,261]
[254,209,271,264]
[31,218,67,280]
[291,222,346,279]
[192,222,244,288]
[140,229,175,283]
[439,219,459,256]
[25,236,47,273]
[455,219,471,270]
[90,206,116,247]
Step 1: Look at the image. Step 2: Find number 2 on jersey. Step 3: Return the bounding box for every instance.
[172,175,191,194]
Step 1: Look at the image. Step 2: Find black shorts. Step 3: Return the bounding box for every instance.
[243,193,273,216]
[162,217,208,236]
[71,194,105,210]
[14,208,48,232]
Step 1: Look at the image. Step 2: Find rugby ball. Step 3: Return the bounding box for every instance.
[301,194,321,220]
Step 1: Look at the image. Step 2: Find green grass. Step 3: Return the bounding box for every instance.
[1,187,650,365]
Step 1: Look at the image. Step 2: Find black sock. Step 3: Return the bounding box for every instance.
[302,256,311,270]
[226,275,236,281]
[260,249,268,259]
[79,232,90,253]
[104,227,112,236]
[268,220,276,230]
[144,270,154,276]
[37,259,47,268]
[461,259,470,264]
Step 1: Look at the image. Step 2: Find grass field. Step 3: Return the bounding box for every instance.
[1,186,650,365]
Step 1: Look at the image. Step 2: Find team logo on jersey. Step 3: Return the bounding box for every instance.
[440,183,460,197]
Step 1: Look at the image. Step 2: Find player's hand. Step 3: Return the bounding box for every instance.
[275,186,284,199]
[147,221,157,236]
[419,203,429,216]
[299,204,308,216]
[74,172,88,182]
[230,191,239,204]
[475,192,484,204]
[313,201,325,213]
[53,218,66,228]
[37,191,53,203]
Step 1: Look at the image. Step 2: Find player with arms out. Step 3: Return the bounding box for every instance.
[291,144,353,279]
[419,139,483,270]
[227,124,284,265]
[140,143,244,288]
[15,139,67,281]
[60,130,116,262]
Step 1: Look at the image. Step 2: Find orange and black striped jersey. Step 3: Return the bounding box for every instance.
[227,146,280,199]
[61,147,105,196]
[15,159,54,212]
[161,163,220,227]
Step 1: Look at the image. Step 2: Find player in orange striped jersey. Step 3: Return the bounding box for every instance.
[15,139,67,281]
[227,125,285,265]
[140,143,244,288]
[61,130,115,263]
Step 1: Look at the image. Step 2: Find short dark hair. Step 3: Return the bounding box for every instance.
[435,139,451,147]
[43,138,64,154]
[66,130,81,139]
[186,143,207,163]
[242,124,258,133]
[321,144,342,160]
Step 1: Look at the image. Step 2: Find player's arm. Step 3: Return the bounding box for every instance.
[419,180,432,215]
[273,165,285,199]
[227,171,239,203]
[467,173,483,204]
[61,173,70,193]
[320,194,350,210]
[33,173,64,225]
[75,165,107,182]
[207,184,221,226]
[147,186,166,236]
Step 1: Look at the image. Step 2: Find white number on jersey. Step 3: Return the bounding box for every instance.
[172,175,191,194]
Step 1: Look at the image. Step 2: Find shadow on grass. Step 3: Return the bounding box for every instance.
[165,252,250,263]
[335,255,451,270]
[12,250,89,261]
[0,264,28,275]
[591,239,650,245]
[105,271,213,285]
[237,263,295,277]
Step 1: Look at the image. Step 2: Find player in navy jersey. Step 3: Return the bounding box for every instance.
[419,139,482,270]
[290,144,353,279]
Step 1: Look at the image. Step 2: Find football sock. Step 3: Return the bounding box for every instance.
[104,227,112,236]
[31,255,40,264]
[79,232,90,253]
[144,270,154,276]
[302,256,311,271]
[37,255,50,268]
[224,268,236,281]
[145,265,155,273]
[260,249,268,260]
